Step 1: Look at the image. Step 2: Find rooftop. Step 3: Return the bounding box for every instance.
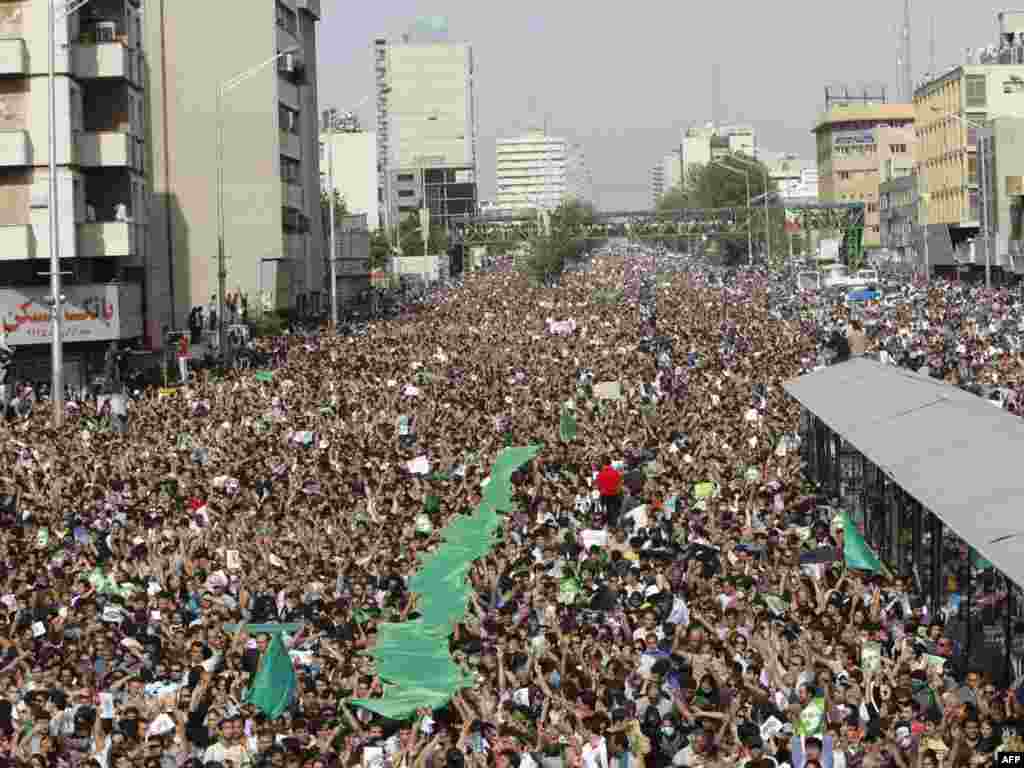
[784,358,1024,588]
[812,103,916,133]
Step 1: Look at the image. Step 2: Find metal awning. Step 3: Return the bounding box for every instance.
[784,358,1024,587]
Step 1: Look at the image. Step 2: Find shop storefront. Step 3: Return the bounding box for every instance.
[787,359,1024,686]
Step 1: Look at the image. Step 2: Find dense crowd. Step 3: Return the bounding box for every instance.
[0,248,1022,768]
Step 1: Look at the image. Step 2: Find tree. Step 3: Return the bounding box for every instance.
[321,189,347,233]
[521,199,596,283]
[684,153,785,267]
[397,212,448,257]
[656,185,688,211]
[369,228,391,270]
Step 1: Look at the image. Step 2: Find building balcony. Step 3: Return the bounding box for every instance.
[0,225,35,260]
[278,80,299,111]
[296,0,321,18]
[77,131,131,167]
[0,130,29,166]
[0,39,28,76]
[283,232,305,259]
[72,42,129,80]
[280,131,301,159]
[283,181,303,210]
[78,221,137,258]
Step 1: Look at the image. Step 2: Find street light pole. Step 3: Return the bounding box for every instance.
[712,159,753,266]
[327,127,338,328]
[726,154,770,265]
[216,47,298,355]
[47,0,63,426]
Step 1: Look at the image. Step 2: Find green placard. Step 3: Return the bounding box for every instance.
[255,371,274,382]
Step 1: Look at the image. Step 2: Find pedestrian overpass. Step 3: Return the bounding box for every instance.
[452,201,865,264]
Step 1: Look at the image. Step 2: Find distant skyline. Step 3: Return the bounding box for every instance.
[316,0,1012,210]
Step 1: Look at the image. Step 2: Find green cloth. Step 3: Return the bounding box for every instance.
[841,511,882,573]
[795,697,826,736]
[559,405,577,442]
[243,631,297,719]
[349,445,540,719]
[255,370,274,382]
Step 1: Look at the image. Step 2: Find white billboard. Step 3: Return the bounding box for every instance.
[0,283,143,346]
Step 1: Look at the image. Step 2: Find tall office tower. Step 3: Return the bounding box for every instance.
[0,0,150,378]
[375,18,477,234]
[146,0,324,326]
[495,130,566,211]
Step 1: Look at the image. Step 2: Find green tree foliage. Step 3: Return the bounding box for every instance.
[521,199,596,283]
[684,154,786,268]
[398,212,449,257]
[369,228,391,270]
[320,189,347,231]
[656,186,688,212]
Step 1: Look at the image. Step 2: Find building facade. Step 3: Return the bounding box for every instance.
[495,130,566,211]
[145,0,323,328]
[912,13,1024,272]
[565,143,594,205]
[986,117,1024,270]
[813,103,916,249]
[679,123,756,185]
[879,174,917,263]
[320,126,379,232]
[649,163,665,207]
[0,0,147,384]
[765,154,818,200]
[375,33,477,231]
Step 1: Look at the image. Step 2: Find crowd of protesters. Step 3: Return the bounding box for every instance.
[0,247,1022,768]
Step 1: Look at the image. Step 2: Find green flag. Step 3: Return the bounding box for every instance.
[971,548,993,571]
[244,632,296,719]
[841,512,882,573]
[255,370,274,382]
[559,405,577,442]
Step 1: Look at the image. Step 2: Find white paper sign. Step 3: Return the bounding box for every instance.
[594,381,622,400]
[407,456,430,475]
[31,621,45,638]
[226,550,241,570]
[580,530,608,550]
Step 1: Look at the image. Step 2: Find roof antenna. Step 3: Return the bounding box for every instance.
[929,15,936,75]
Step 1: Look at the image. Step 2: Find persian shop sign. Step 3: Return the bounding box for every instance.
[833,130,875,147]
[0,284,141,345]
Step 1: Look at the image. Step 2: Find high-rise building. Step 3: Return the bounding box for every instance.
[913,12,1024,268]
[679,123,755,185]
[566,143,594,205]
[320,117,380,232]
[0,0,149,371]
[649,152,682,207]
[813,102,916,249]
[375,22,477,233]
[145,0,324,326]
[495,130,566,211]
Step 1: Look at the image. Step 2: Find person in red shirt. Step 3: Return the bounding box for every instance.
[596,459,623,527]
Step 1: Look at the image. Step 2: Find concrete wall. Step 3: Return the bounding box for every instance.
[989,117,1024,268]
[146,0,321,327]
[388,42,472,169]
[322,131,378,231]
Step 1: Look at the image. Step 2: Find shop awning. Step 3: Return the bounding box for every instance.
[784,358,1024,587]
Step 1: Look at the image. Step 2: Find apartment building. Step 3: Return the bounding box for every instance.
[145,0,323,328]
[565,143,594,205]
[913,12,1024,269]
[320,120,379,232]
[496,130,566,211]
[375,26,477,232]
[813,103,916,249]
[0,0,146,382]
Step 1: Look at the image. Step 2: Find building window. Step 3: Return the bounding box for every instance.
[398,190,415,197]
[279,105,299,134]
[838,171,851,181]
[889,144,907,154]
[397,173,414,182]
[965,75,987,108]
[276,2,297,35]
[281,156,300,183]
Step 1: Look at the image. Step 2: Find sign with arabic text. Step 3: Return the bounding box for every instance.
[0,283,142,346]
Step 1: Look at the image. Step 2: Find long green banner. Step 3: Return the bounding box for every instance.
[349,445,540,718]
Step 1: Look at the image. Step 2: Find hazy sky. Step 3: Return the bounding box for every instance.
[317,0,1011,210]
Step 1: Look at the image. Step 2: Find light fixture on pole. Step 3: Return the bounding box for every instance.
[726,153,771,265]
[216,46,299,355]
[931,107,994,290]
[45,0,92,427]
[710,158,753,266]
